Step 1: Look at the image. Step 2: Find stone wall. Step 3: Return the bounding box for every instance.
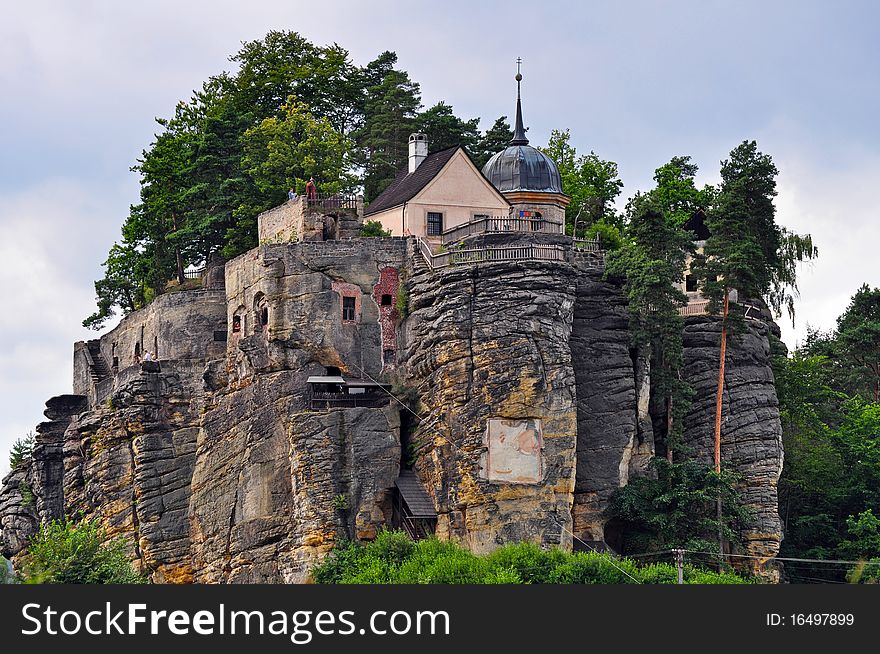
[74,287,227,407]
[223,239,409,384]
[258,196,365,244]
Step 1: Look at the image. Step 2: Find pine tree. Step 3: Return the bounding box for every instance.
[471,116,512,169]
[356,70,422,201]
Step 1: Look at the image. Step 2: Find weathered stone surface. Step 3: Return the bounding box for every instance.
[401,258,579,552]
[0,462,38,558]
[569,268,643,543]
[190,368,399,583]
[681,316,783,578]
[0,232,785,583]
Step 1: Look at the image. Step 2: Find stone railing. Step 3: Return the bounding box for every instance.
[440,215,564,245]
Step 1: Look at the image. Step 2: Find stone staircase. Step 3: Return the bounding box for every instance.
[86,340,111,383]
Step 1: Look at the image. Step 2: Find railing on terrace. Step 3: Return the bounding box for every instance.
[679,299,711,316]
[441,215,564,245]
[309,392,389,410]
[303,193,360,211]
[183,268,205,279]
[418,238,567,270]
[573,237,601,252]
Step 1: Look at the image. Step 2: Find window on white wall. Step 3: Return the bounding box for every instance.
[427,212,443,236]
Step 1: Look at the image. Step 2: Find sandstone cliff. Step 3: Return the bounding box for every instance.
[0,235,785,582]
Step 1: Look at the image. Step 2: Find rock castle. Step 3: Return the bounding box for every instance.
[0,75,784,582]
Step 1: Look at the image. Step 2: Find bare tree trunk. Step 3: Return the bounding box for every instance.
[714,288,730,565]
[713,288,730,474]
[172,211,185,285]
[666,394,674,463]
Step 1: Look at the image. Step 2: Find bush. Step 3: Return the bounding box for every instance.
[360,220,391,237]
[18,518,146,584]
[395,283,409,319]
[311,529,749,584]
[604,458,751,557]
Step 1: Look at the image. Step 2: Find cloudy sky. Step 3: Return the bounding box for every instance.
[1,0,877,473]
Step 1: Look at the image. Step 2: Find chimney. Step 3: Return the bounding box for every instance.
[408,133,428,173]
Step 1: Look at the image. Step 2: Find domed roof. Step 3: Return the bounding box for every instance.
[482,144,563,194]
[481,69,563,194]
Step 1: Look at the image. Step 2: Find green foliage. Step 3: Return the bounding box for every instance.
[693,140,817,324]
[606,177,695,450]
[471,116,513,169]
[311,530,749,584]
[775,292,880,580]
[650,156,715,227]
[87,33,486,325]
[9,432,35,468]
[414,101,480,152]
[360,220,392,237]
[0,555,12,584]
[83,243,150,329]
[604,459,751,557]
[242,100,354,196]
[18,518,146,584]
[395,282,409,319]
[19,482,34,509]
[356,69,422,201]
[835,284,880,401]
[332,494,348,511]
[539,129,623,232]
[584,219,623,251]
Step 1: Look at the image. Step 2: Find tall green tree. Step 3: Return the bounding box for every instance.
[692,141,817,559]
[471,115,512,169]
[539,129,624,235]
[356,69,422,201]
[83,243,150,329]
[413,101,480,152]
[606,192,693,459]
[651,155,715,227]
[835,284,880,402]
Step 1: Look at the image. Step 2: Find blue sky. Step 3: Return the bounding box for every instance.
[1,0,878,473]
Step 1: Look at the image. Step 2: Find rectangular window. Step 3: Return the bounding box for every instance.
[381,294,393,306]
[342,296,356,321]
[232,315,242,333]
[685,274,697,292]
[427,212,443,236]
[383,349,395,364]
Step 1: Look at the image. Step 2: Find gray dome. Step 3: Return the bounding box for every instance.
[482,144,563,194]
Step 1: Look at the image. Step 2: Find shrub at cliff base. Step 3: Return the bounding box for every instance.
[17,518,146,584]
[312,530,748,584]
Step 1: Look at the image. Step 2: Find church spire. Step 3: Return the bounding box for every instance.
[510,57,529,146]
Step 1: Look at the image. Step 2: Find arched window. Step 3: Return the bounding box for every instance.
[254,293,269,334]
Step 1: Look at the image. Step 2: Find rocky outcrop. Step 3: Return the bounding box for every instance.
[681,316,784,578]
[402,258,579,552]
[190,376,399,583]
[0,235,786,582]
[569,268,644,544]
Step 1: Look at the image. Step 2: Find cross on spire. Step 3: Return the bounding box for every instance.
[510,56,529,146]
